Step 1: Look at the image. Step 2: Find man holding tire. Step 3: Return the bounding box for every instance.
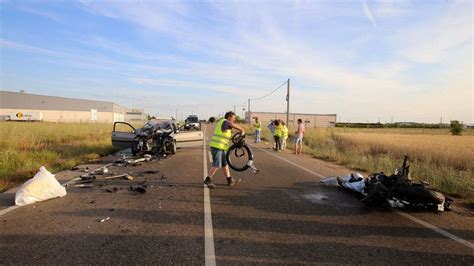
[204,111,245,189]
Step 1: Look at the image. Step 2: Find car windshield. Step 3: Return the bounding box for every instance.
[145,119,171,129]
[186,116,198,123]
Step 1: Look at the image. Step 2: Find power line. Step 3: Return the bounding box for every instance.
[250,80,288,101]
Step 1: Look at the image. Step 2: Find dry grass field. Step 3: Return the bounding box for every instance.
[245,124,474,204]
[0,122,119,192]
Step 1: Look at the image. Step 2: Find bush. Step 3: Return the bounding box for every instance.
[450,120,464,135]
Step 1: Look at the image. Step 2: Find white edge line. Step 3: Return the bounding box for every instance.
[396,211,474,250]
[255,146,474,250]
[256,146,325,178]
[203,128,216,266]
[0,205,20,216]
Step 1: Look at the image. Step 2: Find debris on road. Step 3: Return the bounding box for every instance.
[106,187,120,193]
[15,166,67,206]
[80,174,97,181]
[74,184,94,188]
[130,185,147,194]
[94,167,109,175]
[144,170,160,174]
[99,217,110,223]
[114,154,154,167]
[336,173,366,193]
[327,157,453,212]
[103,173,134,180]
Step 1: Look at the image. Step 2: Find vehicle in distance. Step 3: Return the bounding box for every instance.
[184,115,200,130]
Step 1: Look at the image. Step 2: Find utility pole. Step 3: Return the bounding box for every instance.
[248,98,251,123]
[175,108,178,121]
[286,78,290,126]
[233,105,236,114]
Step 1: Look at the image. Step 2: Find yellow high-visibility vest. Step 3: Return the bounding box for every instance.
[255,121,261,131]
[209,118,232,151]
[274,124,283,137]
[282,125,288,139]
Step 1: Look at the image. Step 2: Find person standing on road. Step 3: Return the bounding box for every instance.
[267,120,275,149]
[273,120,283,152]
[282,121,288,150]
[204,111,245,189]
[295,119,305,155]
[254,117,261,143]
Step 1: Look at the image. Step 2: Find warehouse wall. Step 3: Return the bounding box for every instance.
[246,112,336,128]
[0,108,115,123]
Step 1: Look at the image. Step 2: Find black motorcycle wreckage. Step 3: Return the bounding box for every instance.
[338,156,453,212]
[131,121,177,157]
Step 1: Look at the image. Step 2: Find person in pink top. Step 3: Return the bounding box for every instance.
[295,119,305,155]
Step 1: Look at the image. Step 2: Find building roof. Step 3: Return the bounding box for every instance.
[0,91,125,112]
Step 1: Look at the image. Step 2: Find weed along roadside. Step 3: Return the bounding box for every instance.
[0,122,121,192]
[241,123,474,205]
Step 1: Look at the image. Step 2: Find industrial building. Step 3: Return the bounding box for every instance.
[246,111,337,128]
[0,91,146,123]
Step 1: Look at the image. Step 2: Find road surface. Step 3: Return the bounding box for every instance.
[1,123,473,264]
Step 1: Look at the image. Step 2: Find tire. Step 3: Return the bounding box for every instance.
[394,185,445,204]
[170,140,176,155]
[131,140,139,156]
[226,144,253,172]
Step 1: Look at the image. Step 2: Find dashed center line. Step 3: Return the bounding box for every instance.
[203,132,216,265]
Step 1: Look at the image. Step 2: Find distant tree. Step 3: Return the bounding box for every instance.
[450,120,464,135]
[208,117,216,123]
[235,116,246,123]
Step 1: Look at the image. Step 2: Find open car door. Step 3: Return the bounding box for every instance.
[111,122,136,148]
[175,131,204,148]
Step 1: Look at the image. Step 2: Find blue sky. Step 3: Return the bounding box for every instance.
[0,0,472,123]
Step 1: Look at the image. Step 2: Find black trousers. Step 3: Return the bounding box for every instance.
[274,136,281,151]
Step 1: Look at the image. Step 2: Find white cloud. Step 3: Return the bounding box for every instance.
[391,1,472,64]
[372,0,412,18]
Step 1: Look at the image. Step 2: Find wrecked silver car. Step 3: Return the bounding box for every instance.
[111,119,203,156]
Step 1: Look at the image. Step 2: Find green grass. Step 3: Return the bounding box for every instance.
[0,122,120,192]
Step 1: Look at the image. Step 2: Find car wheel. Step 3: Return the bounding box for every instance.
[131,140,139,156]
[171,140,177,154]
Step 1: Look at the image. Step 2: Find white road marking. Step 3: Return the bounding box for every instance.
[256,146,474,250]
[203,131,216,265]
[256,147,325,178]
[0,205,20,216]
[396,211,474,250]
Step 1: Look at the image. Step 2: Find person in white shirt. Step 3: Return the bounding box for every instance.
[295,119,305,155]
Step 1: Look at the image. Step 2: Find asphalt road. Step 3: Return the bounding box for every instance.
[0,123,473,264]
